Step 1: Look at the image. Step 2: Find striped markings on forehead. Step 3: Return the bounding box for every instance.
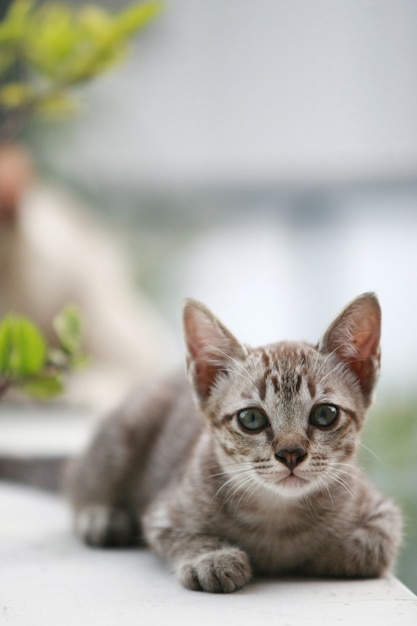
[248,343,321,403]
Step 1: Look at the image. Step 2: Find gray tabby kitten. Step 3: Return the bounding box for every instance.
[66,293,402,593]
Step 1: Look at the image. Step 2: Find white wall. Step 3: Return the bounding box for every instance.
[46,0,417,187]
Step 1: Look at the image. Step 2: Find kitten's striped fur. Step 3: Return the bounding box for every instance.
[66,293,402,592]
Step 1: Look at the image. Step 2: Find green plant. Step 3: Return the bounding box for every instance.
[0,306,85,399]
[0,0,162,139]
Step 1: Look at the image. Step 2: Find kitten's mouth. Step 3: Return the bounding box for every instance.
[277,472,309,489]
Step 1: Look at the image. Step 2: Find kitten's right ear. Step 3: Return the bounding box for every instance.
[183,299,247,404]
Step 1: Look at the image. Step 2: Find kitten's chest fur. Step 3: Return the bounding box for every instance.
[227,509,318,574]
[212,476,322,573]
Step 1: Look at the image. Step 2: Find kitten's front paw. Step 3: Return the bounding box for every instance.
[74,505,139,547]
[350,525,399,578]
[178,547,252,593]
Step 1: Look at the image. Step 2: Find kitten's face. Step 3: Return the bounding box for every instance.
[183,293,381,501]
[205,341,364,499]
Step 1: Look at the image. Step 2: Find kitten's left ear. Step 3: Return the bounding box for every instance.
[319,293,381,405]
[183,299,247,404]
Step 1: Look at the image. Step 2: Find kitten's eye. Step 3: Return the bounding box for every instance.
[237,408,269,432]
[309,404,339,428]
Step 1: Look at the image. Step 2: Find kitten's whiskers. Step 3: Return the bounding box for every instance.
[326,464,355,498]
[316,476,334,508]
[211,463,257,512]
[358,442,387,468]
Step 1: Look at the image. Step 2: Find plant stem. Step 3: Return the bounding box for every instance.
[0,81,72,142]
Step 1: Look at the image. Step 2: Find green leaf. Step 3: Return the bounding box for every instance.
[19,375,64,399]
[0,316,12,373]
[0,0,35,42]
[0,314,47,377]
[26,4,83,78]
[78,6,113,38]
[113,1,164,39]
[36,93,79,117]
[6,0,35,24]
[0,305,86,401]
[53,305,83,356]
[9,316,47,376]
[0,83,34,107]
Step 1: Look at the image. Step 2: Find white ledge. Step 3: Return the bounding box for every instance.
[1,482,417,626]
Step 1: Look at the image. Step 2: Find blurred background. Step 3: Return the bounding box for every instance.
[1,0,416,592]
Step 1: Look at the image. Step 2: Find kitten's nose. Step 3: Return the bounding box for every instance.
[275,446,307,470]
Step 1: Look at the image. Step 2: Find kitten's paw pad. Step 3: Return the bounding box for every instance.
[74,505,139,547]
[178,548,252,593]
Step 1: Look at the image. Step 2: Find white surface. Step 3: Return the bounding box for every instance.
[1,483,417,626]
[0,405,95,455]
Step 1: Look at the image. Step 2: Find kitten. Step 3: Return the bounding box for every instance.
[66,293,402,593]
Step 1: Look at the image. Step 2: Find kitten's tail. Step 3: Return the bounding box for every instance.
[0,454,69,492]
